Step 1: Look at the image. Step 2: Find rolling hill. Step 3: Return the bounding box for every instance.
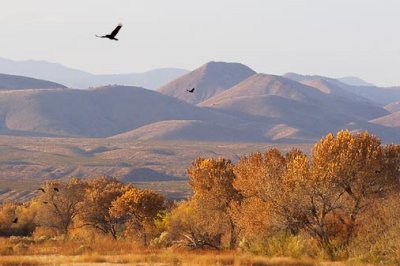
[110,120,265,142]
[284,72,400,106]
[0,85,246,138]
[0,62,398,143]
[0,73,66,90]
[384,101,400,113]
[199,73,393,141]
[370,112,400,128]
[157,61,256,104]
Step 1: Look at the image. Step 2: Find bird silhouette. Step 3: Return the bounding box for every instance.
[375,170,381,174]
[53,188,59,192]
[38,188,45,193]
[96,24,122,41]
[187,88,195,93]
[12,218,18,223]
[43,201,48,204]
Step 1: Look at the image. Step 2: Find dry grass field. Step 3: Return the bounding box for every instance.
[0,135,312,202]
[0,237,349,266]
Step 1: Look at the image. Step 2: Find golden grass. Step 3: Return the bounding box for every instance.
[0,253,318,266]
[0,237,323,265]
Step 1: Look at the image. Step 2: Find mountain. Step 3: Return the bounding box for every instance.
[284,72,400,106]
[0,57,188,89]
[0,61,398,143]
[199,73,392,141]
[0,85,245,138]
[157,61,256,104]
[0,73,66,90]
[338,76,375,87]
[92,68,189,90]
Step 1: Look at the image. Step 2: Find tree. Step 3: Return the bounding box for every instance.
[35,178,88,237]
[233,132,400,258]
[187,158,241,248]
[110,188,166,245]
[234,148,305,236]
[79,176,132,239]
[0,201,37,237]
[304,130,400,255]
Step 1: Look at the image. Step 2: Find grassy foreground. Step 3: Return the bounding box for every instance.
[0,237,371,266]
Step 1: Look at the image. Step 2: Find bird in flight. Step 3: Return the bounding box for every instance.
[12,218,18,224]
[38,188,45,193]
[96,24,123,41]
[54,188,59,192]
[187,88,195,93]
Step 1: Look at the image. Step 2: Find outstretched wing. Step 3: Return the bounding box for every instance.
[110,24,122,38]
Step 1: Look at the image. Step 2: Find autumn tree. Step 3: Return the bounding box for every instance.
[35,178,88,237]
[79,177,132,239]
[234,131,400,258]
[233,148,305,237]
[187,158,240,248]
[110,188,166,245]
[303,130,400,255]
[0,201,37,237]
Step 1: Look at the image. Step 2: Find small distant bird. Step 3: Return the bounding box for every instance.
[53,188,59,192]
[96,24,122,41]
[38,188,45,193]
[12,218,18,224]
[187,88,195,93]
[375,170,381,174]
[43,201,48,204]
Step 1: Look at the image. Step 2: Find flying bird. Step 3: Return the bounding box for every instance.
[38,188,45,193]
[12,218,18,224]
[53,188,59,192]
[96,24,122,41]
[187,88,195,93]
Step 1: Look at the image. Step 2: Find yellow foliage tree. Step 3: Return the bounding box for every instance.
[187,157,240,248]
[34,178,88,237]
[110,188,166,245]
[79,176,132,239]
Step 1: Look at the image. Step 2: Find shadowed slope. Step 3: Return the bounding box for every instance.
[0,85,249,138]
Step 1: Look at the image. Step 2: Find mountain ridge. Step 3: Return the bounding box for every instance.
[0,57,188,89]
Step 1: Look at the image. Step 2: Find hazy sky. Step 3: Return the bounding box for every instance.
[1,0,399,86]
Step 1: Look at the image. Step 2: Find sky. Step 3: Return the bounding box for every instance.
[1,0,399,86]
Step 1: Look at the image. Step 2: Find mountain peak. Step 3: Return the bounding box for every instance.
[157,61,256,104]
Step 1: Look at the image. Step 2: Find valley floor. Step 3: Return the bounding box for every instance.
[0,136,311,202]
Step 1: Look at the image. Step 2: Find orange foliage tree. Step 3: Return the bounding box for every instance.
[79,176,132,239]
[110,188,166,245]
[187,158,241,248]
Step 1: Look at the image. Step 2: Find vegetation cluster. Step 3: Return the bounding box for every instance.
[1,130,399,264]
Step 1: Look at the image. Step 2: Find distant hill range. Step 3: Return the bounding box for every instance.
[0,60,399,143]
[0,57,188,89]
